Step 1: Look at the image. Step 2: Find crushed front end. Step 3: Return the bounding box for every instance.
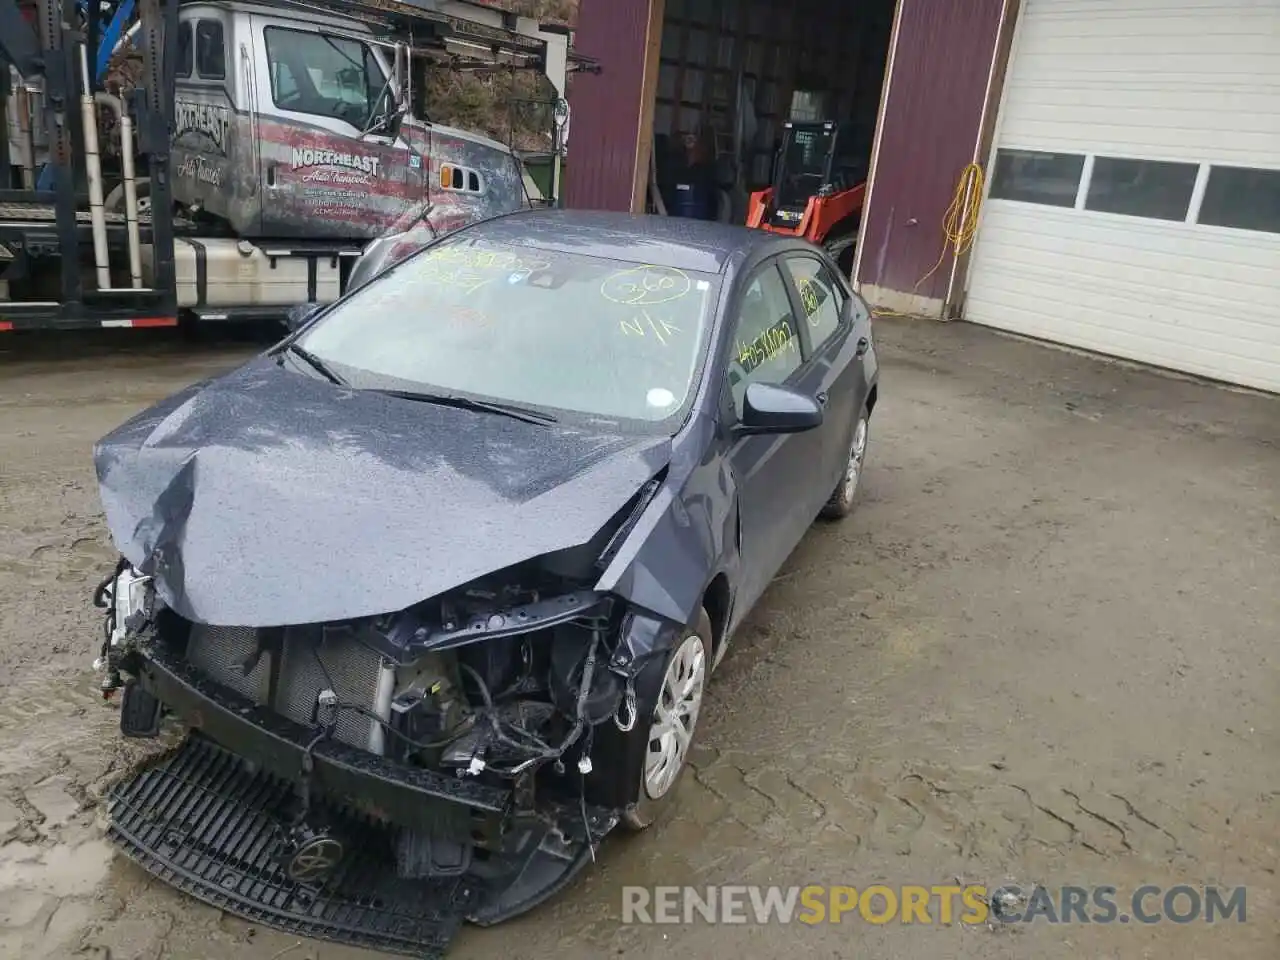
[93,560,660,958]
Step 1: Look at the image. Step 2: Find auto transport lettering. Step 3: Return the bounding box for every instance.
[174,100,231,155]
[291,147,381,177]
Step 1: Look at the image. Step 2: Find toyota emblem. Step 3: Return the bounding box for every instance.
[286,836,345,884]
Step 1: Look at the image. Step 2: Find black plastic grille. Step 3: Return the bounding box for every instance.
[107,735,479,959]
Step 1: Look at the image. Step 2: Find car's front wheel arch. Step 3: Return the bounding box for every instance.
[582,607,713,830]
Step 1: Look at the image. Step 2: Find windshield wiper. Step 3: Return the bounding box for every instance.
[373,388,558,425]
[278,343,347,386]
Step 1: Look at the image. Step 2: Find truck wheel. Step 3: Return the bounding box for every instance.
[820,408,869,520]
[584,609,712,831]
[104,177,151,216]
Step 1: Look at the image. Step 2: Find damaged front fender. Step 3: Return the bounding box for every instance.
[593,412,737,634]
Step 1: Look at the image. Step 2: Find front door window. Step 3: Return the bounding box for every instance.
[264,27,388,132]
[727,264,804,417]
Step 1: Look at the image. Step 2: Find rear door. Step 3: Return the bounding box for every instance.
[250,16,417,239]
[780,253,867,498]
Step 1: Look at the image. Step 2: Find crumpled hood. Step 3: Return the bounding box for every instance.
[94,357,672,626]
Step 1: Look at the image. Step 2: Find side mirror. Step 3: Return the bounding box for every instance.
[736,382,824,436]
[366,105,404,140]
[285,302,323,333]
[381,106,405,140]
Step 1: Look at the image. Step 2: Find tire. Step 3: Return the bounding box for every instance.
[104,177,151,216]
[820,407,870,521]
[583,608,713,832]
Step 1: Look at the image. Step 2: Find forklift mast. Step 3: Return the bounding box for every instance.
[0,0,178,329]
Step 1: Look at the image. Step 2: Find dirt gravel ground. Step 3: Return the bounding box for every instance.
[0,319,1276,960]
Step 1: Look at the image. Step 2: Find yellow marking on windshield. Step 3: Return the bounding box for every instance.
[618,308,681,344]
[430,244,550,275]
[601,265,692,306]
[415,261,493,294]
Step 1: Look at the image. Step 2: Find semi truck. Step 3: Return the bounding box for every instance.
[0,0,592,331]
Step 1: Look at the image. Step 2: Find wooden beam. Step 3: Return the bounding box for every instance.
[631,0,667,212]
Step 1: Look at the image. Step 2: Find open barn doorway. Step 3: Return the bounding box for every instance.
[644,0,897,276]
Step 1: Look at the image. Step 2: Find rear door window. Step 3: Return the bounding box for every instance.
[782,256,845,351]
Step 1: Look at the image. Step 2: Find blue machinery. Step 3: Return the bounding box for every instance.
[33,0,135,189]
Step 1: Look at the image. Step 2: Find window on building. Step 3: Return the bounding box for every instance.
[783,256,844,350]
[195,20,226,80]
[1085,156,1198,222]
[989,148,1085,207]
[176,21,193,79]
[1198,166,1280,235]
[264,27,387,131]
[727,264,803,418]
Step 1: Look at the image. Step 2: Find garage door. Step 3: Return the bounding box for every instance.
[963,0,1280,393]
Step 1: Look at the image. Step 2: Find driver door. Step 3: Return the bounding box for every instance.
[251,15,415,238]
[724,260,827,613]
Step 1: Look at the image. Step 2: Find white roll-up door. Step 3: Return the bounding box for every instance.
[964,0,1280,393]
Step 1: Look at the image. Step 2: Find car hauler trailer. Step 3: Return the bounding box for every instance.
[0,0,593,332]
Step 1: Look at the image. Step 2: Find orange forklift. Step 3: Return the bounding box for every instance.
[746,120,868,274]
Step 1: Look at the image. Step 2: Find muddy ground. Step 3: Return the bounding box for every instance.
[0,319,1276,960]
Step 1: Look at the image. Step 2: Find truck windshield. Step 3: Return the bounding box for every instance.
[296,239,720,428]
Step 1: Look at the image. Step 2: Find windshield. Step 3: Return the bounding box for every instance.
[296,237,720,427]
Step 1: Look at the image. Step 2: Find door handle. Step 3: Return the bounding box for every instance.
[855,337,870,357]
[816,391,829,407]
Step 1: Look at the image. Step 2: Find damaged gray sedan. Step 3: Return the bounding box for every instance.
[91,210,879,957]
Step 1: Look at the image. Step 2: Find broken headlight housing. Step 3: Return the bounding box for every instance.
[92,560,160,694]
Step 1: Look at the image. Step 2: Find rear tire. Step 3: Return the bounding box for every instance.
[820,408,869,520]
[823,220,860,277]
[104,177,152,216]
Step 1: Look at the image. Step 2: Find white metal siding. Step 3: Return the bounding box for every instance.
[964,0,1280,392]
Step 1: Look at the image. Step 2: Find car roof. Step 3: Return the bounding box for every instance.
[456,209,797,275]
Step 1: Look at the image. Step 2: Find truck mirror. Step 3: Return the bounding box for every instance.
[394,43,410,108]
[378,106,405,140]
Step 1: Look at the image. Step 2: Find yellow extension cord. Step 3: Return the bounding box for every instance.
[870,162,985,319]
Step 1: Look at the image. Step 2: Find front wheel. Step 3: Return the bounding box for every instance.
[583,609,712,831]
[820,409,869,520]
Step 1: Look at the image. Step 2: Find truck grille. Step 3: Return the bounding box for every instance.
[183,623,383,751]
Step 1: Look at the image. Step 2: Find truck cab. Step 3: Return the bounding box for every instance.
[170,2,525,242]
[0,0,589,331]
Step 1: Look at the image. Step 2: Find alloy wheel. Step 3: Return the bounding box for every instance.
[643,633,707,800]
